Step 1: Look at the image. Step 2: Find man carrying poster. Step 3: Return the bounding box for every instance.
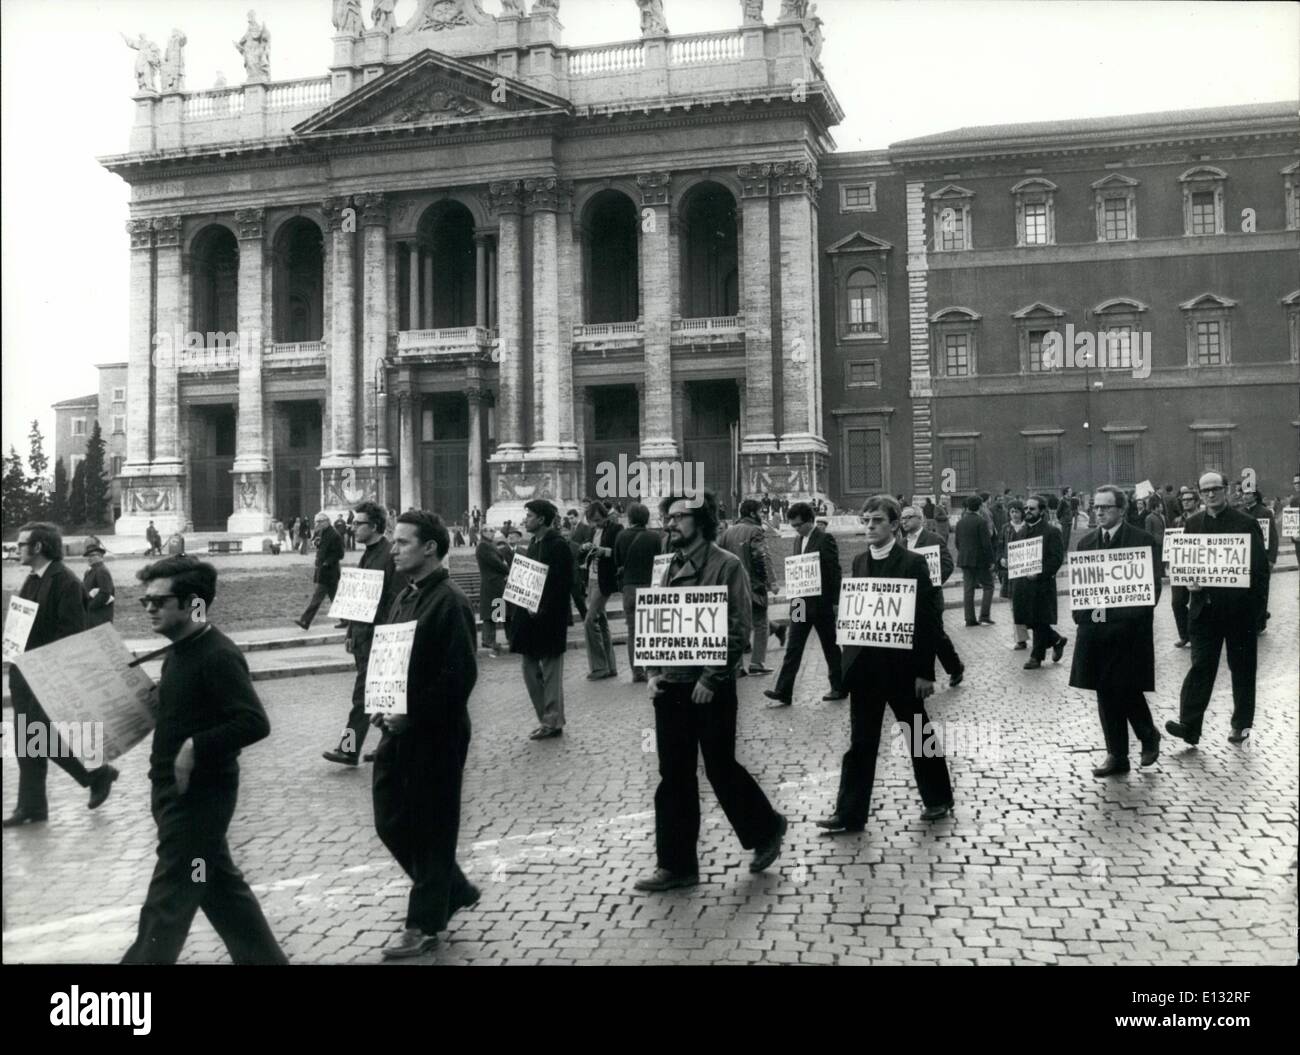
[323,501,405,768]
[1068,486,1162,777]
[1167,471,1270,747]
[1012,495,1068,670]
[122,556,286,964]
[507,499,574,741]
[634,491,787,893]
[817,495,953,835]
[4,521,119,828]
[1242,486,1278,635]
[369,511,480,958]
[900,505,965,688]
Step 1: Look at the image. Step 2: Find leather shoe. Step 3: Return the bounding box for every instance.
[1013,642,1027,651]
[2,810,48,828]
[762,689,791,707]
[1023,658,1042,670]
[949,666,965,688]
[1140,732,1160,767]
[815,813,864,833]
[1092,755,1130,777]
[529,726,563,740]
[1052,636,1069,663]
[362,751,377,762]
[1227,728,1251,745]
[633,868,699,892]
[322,749,358,767]
[87,765,119,810]
[452,883,482,914]
[586,671,616,681]
[822,690,848,701]
[1173,639,1189,649]
[749,813,788,873]
[748,664,774,675]
[381,927,438,959]
[333,620,350,629]
[632,672,648,683]
[965,621,979,628]
[921,803,954,821]
[1165,720,1200,746]
[978,618,996,626]
[294,619,310,631]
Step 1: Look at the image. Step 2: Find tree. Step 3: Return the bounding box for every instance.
[27,419,49,481]
[82,421,110,528]
[2,446,30,534]
[51,457,69,526]
[26,420,50,519]
[67,459,87,530]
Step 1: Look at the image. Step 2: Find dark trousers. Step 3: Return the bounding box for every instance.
[1029,623,1064,660]
[299,576,339,628]
[372,720,476,934]
[1170,585,1190,641]
[773,601,842,701]
[1097,688,1157,759]
[1257,567,1272,631]
[11,681,91,816]
[1178,607,1257,733]
[835,682,953,825]
[935,627,962,676]
[480,604,502,648]
[122,779,286,964]
[652,680,780,875]
[571,579,588,620]
[962,565,993,623]
[337,653,373,758]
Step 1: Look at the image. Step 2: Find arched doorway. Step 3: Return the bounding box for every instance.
[190,225,239,336]
[405,201,477,330]
[583,190,639,323]
[679,183,739,318]
[272,219,324,342]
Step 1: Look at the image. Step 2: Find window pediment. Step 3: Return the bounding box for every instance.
[1092,173,1140,190]
[1010,177,1058,195]
[826,231,894,254]
[1179,292,1238,311]
[1178,165,1229,183]
[1093,297,1149,315]
[928,183,974,200]
[930,306,981,322]
[1011,301,1067,319]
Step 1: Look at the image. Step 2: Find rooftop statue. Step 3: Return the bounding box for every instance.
[372,0,398,33]
[333,0,364,36]
[162,29,187,92]
[235,10,271,82]
[637,0,669,37]
[122,32,161,93]
[500,0,524,15]
[533,0,560,14]
[741,0,765,25]
[807,3,823,64]
[778,0,808,20]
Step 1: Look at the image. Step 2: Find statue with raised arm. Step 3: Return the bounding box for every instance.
[741,0,765,25]
[122,32,161,93]
[235,10,271,82]
[371,0,398,32]
[161,29,187,92]
[806,3,823,63]
[499,0,524,15]
[637,0,668,36]
[333,0,364,36]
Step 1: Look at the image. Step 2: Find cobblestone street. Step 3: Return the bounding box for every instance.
[3,577,1295,965]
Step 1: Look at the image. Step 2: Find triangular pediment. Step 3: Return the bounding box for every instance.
[826,231,894,254]
[294,50,572,136]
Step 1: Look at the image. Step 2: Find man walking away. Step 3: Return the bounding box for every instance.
[295,512,344,630]
[613,502,663,683]
[1013,495,1068,669]
[475,525,509,654]
[900,506,965,687]
[955,495,996,627]
[720,498,777,676]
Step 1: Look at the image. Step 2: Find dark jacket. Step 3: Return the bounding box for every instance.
[313,524,344,587]
[955,510,994,569]
[507,525,574,658]
[1182,506,1270,623]
[1243,500,1279,564]
[82,563,116,627]
[347,536,405,662]
[585,520,623,597]
[903,527,954,585]
[614,523,664,590]
[788,526,842,607]
[719,515,772,606]
[475,539,510,621]
[1068,521,1162,693]
[840,543,942,689]
[380,567,477,733]
[1011,517,1065,625]
[9,561,89,715]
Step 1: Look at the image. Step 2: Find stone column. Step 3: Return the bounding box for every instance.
[528,180,561,458]
[323,197,357,465]
[229,207,272,532]
[488,181,524,458]
[555,195,579,458]
[466,386,484,513]
[475,234,490,329]
[487,241,497,328]
[422,251,434,329]
[357,193,389,457]
[637,171,677,460]
[398,390,418,512]
[407,242,419,329]
[738,164,778,451]
[124,219,154,473]
[152,216,184,475]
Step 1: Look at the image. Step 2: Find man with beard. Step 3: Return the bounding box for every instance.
[1069,486,1161,777]
[634,491,787,892]
[475,525,510,654]
[1166,471,1269,747]
[613,502,664,683]
[1013,495,1068,670]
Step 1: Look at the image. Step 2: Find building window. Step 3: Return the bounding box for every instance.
[112,386,126,403]
[1109,440,1138,486]
[944,444,976,491]
[1194,432,1232,476]
[1092,298,1149,371]
[1102,198,1128,240]
[840,182,877,213]
[1013,302,1067,374]
[846,427,884,491]
[1179,166,1227,236]
[930,184,974,252]
[826,232,892,343]
[110,455,124,476]
[1284,290,1300,363]
[72,417,86,437]
[845,360,879,388]
[112,415,125,434]
[1026,330,1051,372]
[1181,292,1236,367]
[1025,438,1060,491]
[1092,173,1139,242]
[944,334,970,376]
[846,269,880,334]
[931,307,981,378]
[421,407,434,443]
[1011,178,1057,247]
[1285,161,1299,231]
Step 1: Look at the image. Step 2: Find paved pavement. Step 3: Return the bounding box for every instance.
[3,576,1295,965]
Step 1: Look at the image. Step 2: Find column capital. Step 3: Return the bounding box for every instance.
[737,163,773,198]
[127,218,154,249]
[636,171,671,207]
[465,386,485,405]
[356,191,389,226]
[152,215,183,247]
[523,177,572,213]
[772,159,821,202]
[488,180,524,216]
[322,195,355,231]
[235,207,265,240]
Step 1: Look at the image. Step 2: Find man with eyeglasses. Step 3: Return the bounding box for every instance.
[1069,486,1162,777]
[323,501,405,767]
[1169,488,1201,647]
[1167,471,1269,747]
[898,505,965,687]
[123,556,286,963]
[4,523,119,827]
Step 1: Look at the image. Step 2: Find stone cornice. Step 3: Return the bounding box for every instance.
[487,180,524,216]
[523,177,572,213]
[737,163,772,198]
[322,196,355,231]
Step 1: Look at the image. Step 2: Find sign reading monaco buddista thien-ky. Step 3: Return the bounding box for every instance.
[835,577,917,651]
[633,586,728,666]
[327,567,386,623]
[1166,533,1251,588]
[784,552,822,597]
[1067,547,1156,611]
[1006,537,1043,580]
[502,554,548,614]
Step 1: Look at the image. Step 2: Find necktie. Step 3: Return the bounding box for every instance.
[1102,530,1112,548]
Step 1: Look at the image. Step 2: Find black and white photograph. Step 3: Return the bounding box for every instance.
[1,0,1296,1016]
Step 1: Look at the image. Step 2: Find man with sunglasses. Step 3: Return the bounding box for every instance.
[1167,471,1270,747]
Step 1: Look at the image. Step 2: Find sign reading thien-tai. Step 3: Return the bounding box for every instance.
[836,578,917,651]
[1067,547,1156,611]
[502,554,548,614]
[634,586,728,666]
[364,621,417,715]
[1166,533,1251,588]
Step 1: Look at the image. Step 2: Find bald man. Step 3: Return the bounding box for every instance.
[295,512,345,631]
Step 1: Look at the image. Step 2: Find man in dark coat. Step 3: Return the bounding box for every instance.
[295,512,344,630]
[900,505,965,687]
[719,498,777,676]
[145,520,163,556]
[766,501,844,707]
[507,499,574,740]
[817,495,953,834]
[1069,487,1162,777]
[1167,471,1270,747]
[955,495,996,627]
[580,501,622,680]
[1013,494,1068,669]
[81,536,116,628]
[5,523,119,826]
[323,502,406,767]
[370,511,481,958]
[1242,487,1279,635]
[613,502,663,683]
[475,525,510,652]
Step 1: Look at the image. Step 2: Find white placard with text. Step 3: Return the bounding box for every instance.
[634,586,729,666]
[836,577,917,651]
[364,621,417,715]
[502,554,548,614]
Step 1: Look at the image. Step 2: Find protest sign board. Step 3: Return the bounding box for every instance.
[633,586,728,666]
[327,567,386,623]
[1067,546,1156,612]
[364,621,417,715]
[502,554,548,614]
[1282,508,1299,540]
[784,552,822,598]
[835,578,917,651]
[2,597,38,663]
[915,545,943,587]
[1007,536,1043,580]
[1166,533,1250,588]
[652,552,675,586]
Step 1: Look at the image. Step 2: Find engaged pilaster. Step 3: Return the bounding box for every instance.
[228,207,272,531]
